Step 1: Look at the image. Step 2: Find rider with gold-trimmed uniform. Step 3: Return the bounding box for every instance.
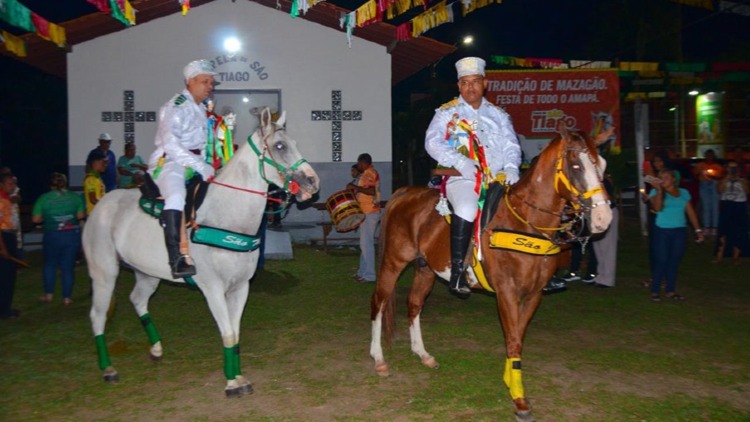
[425,57,522,298]
[148,59,216,279]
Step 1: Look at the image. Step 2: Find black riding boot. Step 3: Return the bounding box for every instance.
[448,215,474,299]
[160,210,196,278]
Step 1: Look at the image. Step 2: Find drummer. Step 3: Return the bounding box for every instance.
[347,153,380,283]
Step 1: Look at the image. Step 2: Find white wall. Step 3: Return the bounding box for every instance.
[67,0,392,220]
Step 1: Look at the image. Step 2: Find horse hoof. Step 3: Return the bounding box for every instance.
[421,356,440,369]
[375,362,390,377]
[514,410,534,422]
[225,387,243,398]
[149,353,162,362]
[238,383,254,396]
[103,372,119,383]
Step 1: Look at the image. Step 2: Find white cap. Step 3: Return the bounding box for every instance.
[183,59,217,82]
[98,132,112,141]
[455,57,486,79]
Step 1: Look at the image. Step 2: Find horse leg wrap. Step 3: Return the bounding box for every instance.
[139,313,162,345]
[95,334,112,370]
[223,346,239,380]
[232,344,241,377]
[503,358,524,400]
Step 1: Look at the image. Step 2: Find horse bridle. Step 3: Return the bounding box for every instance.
[504,140,608,244]
[208,125,308,205]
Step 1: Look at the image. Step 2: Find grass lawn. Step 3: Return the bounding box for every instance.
[1,215,748,421]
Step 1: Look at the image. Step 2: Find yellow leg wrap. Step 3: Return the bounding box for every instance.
[504,357,524,400]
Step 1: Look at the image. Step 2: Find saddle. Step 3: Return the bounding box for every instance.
[139,173,209,222]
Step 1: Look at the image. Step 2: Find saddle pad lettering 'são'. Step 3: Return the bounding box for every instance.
[191,226,261,252]
[488,230,561,255]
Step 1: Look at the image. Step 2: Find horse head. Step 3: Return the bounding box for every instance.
[553,122,613,234]
[250,108,320,201]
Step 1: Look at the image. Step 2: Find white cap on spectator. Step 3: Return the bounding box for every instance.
[183,59,217,82]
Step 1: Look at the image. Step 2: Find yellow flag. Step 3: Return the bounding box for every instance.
[2,30,27,57]
[125,0,137,25]
[48,22,67,47]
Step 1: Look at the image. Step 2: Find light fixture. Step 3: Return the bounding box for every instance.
[242,97,249,103]
[223,37,241,54]
[462,35,473,45]
[688,90,699,96]
[669,106,677,112]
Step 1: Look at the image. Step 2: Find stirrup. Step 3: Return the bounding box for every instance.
[449,283,471,299]
[171,255,196,278]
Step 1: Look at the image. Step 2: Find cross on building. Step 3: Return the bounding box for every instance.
[311,90,362,162]
[101,90,157,143]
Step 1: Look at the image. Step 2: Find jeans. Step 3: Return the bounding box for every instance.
[699,180,719,228]
[0,232,19,315]
[42,229,81,299]
[650,226,687,295]
[357,212,381,281]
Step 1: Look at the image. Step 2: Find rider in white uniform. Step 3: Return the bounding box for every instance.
[148,60,216,278]
[425,57,522,298]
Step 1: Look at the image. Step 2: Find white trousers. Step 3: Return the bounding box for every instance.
[446,177,479,222]
[154,161,187,211]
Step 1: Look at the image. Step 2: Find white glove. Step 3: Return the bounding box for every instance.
[504,167,520,185]
[198,164,215,180]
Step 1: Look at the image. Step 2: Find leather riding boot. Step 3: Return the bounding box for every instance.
[448,215,474,299]
[160,210,196,278]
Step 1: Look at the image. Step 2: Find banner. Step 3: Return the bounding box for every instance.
[485,69,620,161]
[695,92,724,156]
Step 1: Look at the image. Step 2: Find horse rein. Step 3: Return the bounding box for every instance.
[208,125,307,205]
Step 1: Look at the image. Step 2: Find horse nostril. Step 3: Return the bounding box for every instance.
[306,176,317,186]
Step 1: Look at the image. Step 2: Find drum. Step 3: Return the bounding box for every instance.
[325,190,365,233]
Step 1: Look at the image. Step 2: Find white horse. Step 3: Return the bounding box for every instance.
[83,108,319,396]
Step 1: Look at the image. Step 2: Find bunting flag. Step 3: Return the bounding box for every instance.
[1,29,26,57]
[0,0,35,32]
[87,0,112,13]
[569,60,612,69]
[107,0,136,26]
[29,12,66,47]
[386,0,415,20]
[356,0,379,27]
[395,21,412,41]
[339,11,356,47]
[668,0,713,10]
[411,1,453,37]
[179,0,190,15]
[461,0,501,17]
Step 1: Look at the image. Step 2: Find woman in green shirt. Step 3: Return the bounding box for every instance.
[32,173,85,305]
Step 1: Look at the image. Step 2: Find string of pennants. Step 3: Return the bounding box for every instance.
[0,0,138,58]
[292,0,501,46]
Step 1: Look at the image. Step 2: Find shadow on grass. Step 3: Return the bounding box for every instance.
[250,269,302,296]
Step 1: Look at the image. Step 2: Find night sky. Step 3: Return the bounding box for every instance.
[1,0,749,199]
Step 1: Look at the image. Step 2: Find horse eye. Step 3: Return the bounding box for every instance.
[274,142,286,151]
[572,164,581,170]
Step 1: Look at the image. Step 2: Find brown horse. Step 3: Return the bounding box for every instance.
[369,126,613,421]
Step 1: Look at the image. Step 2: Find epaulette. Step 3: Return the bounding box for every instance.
[173,94,188,106]
[439,98,460,110]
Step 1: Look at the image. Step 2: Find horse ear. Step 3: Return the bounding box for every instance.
[260,107,272,129]
[556,120,569,139]
[594,126,616,145]
[275,110,287,128]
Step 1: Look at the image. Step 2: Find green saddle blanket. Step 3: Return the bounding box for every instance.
[138,198,260,253]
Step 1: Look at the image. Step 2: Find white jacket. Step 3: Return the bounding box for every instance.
[425,96,521,180]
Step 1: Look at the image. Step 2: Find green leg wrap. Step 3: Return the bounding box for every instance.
[95,334,112,370]
[233,344,241,377]
[223,346,237,380]
[139,313,161,346]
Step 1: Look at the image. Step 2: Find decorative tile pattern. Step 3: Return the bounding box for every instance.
[311,90,362,162]
[101,90,156,143]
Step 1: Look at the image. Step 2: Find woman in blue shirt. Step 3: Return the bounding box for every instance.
[648,168,704,302]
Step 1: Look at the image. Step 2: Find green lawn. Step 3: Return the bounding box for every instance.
[1,216,748,421]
